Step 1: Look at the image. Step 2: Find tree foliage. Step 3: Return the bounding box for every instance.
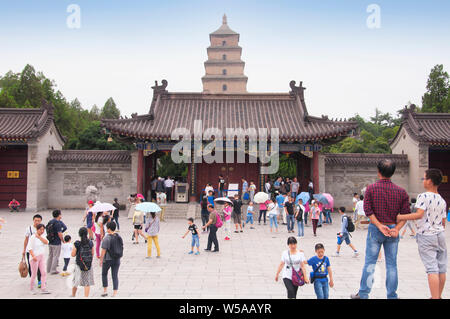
[421,64,450,113]
[156,154,188,179]
[0,64,130,150]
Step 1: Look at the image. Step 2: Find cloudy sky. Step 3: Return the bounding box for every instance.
[1,0,449,120]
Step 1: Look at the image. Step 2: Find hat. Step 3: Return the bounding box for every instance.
[136,194,145,199]
[88,200,94,205]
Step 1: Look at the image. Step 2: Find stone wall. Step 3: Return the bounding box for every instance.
[323,153,410,210]
[47,161,132,209]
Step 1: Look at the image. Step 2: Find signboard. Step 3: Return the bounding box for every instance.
[227,183,239,198]
[7,171,20,179]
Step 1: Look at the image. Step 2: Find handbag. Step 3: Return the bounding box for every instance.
[19,256,28,278]
[310,257,327,284]
[288,251,305,286]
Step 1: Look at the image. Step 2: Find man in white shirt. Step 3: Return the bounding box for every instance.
[164,176,175,202]
[354,195,367,229]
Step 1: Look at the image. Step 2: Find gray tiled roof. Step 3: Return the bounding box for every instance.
[392,106,450,145]
[47,150,131,163]
[325,153,409,166]
[102,85,358,142]
[0,100,64,142]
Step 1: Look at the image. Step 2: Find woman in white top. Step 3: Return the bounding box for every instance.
[275,236,308,299]
[27,224,51,295]
[267,200,279,233]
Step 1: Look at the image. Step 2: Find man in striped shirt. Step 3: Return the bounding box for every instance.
[351,159,410,299]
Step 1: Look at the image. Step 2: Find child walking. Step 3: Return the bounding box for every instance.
[306,243,334,299]
[244,202,255,229]
[182,218,201,255]
[268,200,279,233]
[61,235,72,276]
[333,207,359,257]
[397,169,447,299]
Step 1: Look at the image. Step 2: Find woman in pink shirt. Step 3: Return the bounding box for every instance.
[310,201,321,236]
[258,200,269,225]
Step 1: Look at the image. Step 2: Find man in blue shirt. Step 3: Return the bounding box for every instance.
[276,192,287,225]
[241,178,248,201]
[332,207,359,257]
[47,210,67,274]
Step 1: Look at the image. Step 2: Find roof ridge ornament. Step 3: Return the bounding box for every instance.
[151,79,168,95]
[289,80,306,100]
[223,14,227,25]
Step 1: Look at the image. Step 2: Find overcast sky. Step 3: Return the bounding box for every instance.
[1,0,449,120]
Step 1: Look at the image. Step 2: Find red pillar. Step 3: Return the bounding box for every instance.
[312,151,319,194]
[137,149,144,195]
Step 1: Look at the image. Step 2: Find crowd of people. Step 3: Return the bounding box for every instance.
[22,202,124,297]
[7,159,448,299]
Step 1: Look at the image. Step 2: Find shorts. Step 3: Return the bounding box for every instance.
[417,232,447,274]
[233,213,242,224]
[337,233,351,245]
[134,225,143,230]
[191,234,200,247]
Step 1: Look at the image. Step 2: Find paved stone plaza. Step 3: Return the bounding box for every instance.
[0,209,448,299]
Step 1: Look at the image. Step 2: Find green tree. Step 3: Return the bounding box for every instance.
[73,121,133,150]
[422,64,450,113]
[101,97,120,119]
[156,154,188,179]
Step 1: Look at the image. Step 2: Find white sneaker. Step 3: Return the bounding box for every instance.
[353,251,360,258]
[40,289,51,294]
[30,290,37,295]
[332,252,340,257]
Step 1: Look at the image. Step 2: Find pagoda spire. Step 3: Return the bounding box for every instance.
[222,14,227,25]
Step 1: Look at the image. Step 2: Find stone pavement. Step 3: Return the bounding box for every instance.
[0,209,447,299]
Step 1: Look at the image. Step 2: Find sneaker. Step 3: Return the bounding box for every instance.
[350,293,360,299]
[156,256,161,258]
[240,230,243,233]
[194,252,200,255]
[188,251,194,255]
[40,289,51,295]
[37,281,41,289]
[145,256,151,259]
[353,251,360,258]
[332,252,340,257]
[30,290,37,295]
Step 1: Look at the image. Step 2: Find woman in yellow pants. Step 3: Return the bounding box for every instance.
[145,212,160,258]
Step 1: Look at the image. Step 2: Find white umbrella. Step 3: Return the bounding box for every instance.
[90,202,116,213]
[214,197,233,205]
[253,192,269,203]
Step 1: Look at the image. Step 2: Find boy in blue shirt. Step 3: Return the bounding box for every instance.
[207,191,215,207]
[276,192,287,225]
[306,243,334,299]
[333,207,359,257]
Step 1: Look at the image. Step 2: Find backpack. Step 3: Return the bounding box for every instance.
[344,215,355,233]
[46,220,56,242]
[108,234,124,259]
[215,212,223,228]
[76,241,93,271]
[296,205,304,221]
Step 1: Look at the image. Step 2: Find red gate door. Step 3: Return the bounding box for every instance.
[0,145,28,209]
[429,149,450,208]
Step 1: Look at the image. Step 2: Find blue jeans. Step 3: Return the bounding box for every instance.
[358,223,400,299]
[319,211,323,225]
[291,192,297,199]
[314,279,329,299]
[297,220,304,237]
[287,215,295,231]
[191,234,200,248]
[324,209,332,224]
[245,215,254,225]
[218,190,224,197]
[269,215,278,229]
